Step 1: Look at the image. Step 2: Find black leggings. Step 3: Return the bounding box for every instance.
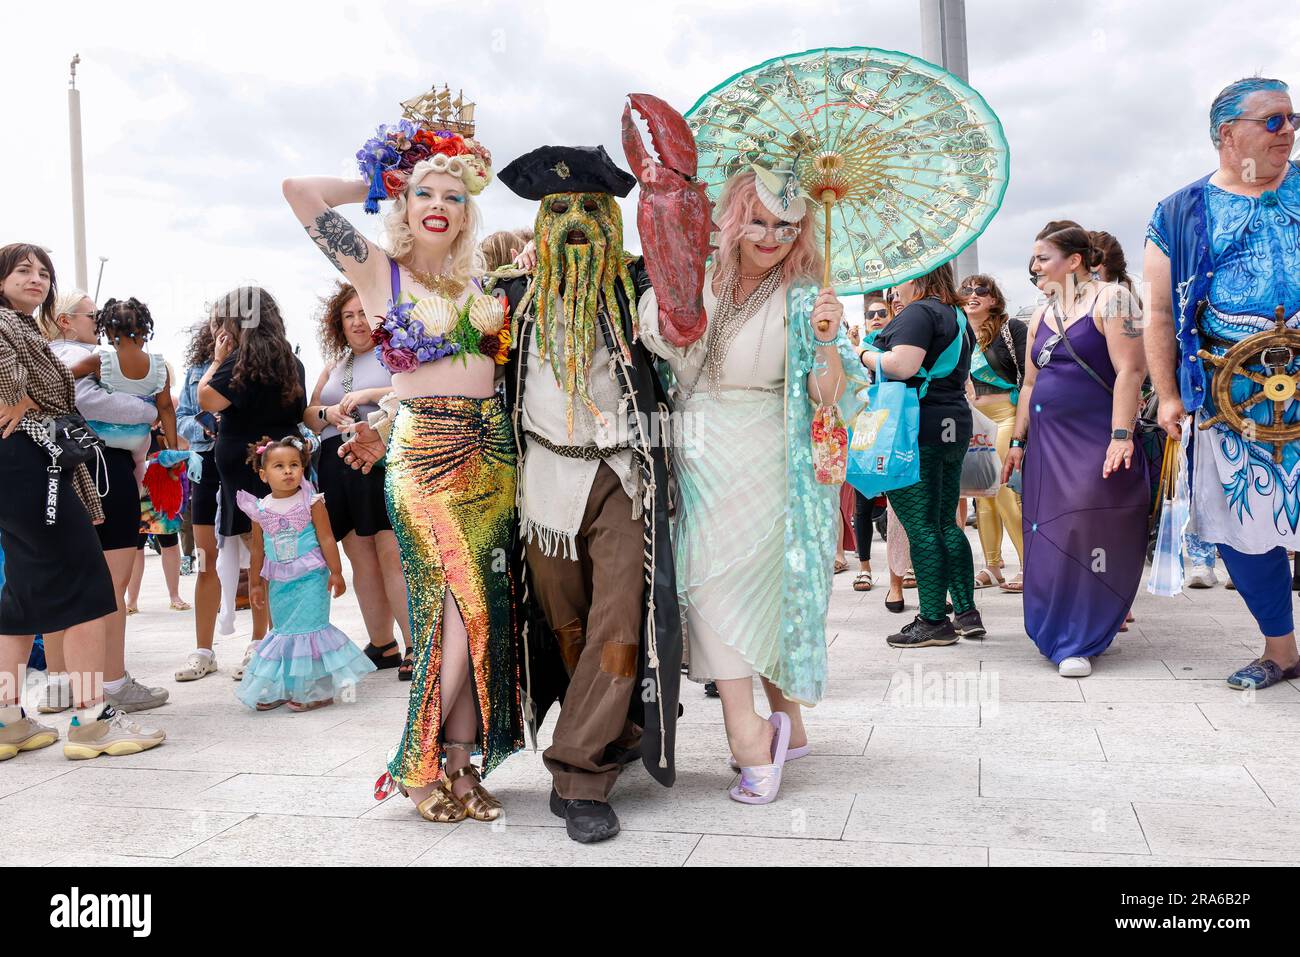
[853,491,886,562]
[887,442,975,620]
[137,533,179,550]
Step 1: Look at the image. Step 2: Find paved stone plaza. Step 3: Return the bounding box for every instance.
[3,530,1299,867]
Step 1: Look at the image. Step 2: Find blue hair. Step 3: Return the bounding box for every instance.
[1210,77,1289,146]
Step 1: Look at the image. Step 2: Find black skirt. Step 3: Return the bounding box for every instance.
[214,434,268,537]
[190,448,220,527]
[317,434,392,539]
[95,447,140,552]
[0,434,116,634]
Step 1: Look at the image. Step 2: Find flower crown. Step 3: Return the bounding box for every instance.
[357,84,492,213]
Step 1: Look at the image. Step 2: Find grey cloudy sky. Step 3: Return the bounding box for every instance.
[5,0,1299,384]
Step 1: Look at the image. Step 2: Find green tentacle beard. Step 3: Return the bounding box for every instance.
[531,191,639,436]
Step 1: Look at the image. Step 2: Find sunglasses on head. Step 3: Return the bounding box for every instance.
[1232,112,1300,134]
[960,284,992,297]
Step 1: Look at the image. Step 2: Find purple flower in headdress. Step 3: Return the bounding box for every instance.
[356,140,400,168]
[398,143,434,172]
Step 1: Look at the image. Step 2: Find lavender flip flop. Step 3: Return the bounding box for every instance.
[728,711,791,805]
[729,743,809,773]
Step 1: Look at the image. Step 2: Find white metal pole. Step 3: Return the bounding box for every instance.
[920,0,979,278]
[69,54,88,291]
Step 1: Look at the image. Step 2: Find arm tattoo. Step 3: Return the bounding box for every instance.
[1100,289,1143,338]
[306,210,369,273]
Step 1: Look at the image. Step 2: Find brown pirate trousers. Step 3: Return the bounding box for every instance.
[526,463,645,801]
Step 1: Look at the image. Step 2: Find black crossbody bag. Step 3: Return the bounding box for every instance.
[25,414,107,525]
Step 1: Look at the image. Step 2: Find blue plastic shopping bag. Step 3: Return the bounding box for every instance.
[845,379,920,498]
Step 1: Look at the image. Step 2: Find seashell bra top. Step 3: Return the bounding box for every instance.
[372,258,510,374]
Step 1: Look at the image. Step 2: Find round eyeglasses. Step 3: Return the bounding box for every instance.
[740,223,802,244]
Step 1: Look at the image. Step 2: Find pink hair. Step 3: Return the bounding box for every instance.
[711,171,824,285]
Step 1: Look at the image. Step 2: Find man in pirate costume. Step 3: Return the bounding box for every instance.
[1146,76,1300,690]
[496,145,682,843]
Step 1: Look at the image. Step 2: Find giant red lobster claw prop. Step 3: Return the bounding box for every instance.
[621,93,711,348]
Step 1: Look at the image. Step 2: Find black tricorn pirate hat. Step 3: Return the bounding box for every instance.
[498,145,637,200]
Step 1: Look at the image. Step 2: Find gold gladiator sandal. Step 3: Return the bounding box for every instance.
[397,779,467,824]
[444,741,503,822]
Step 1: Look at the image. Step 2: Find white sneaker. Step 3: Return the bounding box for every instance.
[1185,564,1217,588]
[174,651,218,682]
[64,708,165,760]
[104,676,169,713]
[37,673,73,714]
[1058,657,1092,678]
[232,641,260,681]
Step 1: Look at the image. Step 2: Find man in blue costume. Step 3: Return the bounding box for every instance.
[1145,76,1300,690]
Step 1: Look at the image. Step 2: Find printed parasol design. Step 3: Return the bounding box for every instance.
[685,45,1010,294]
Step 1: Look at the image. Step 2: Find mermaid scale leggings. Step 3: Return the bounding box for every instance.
[886,442,975,621]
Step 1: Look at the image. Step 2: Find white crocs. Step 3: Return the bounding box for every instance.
[175,651,218,682]
[232,641,260,681]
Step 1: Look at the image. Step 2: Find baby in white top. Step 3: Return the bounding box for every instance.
[68,297,178,479]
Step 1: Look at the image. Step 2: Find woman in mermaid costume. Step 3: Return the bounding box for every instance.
[235,436,374,711]
[283,84,521,823]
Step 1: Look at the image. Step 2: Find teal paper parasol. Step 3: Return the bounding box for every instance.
[685,46,1010,294]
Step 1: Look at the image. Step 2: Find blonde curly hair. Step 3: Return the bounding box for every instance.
[382,158,486,285]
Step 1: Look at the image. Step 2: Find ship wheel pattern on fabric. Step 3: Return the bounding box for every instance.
[1198,305,1300,464]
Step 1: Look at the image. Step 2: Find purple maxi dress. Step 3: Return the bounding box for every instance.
[1022,314,1149,663]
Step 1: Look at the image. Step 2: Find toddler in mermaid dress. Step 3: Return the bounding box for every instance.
[234,436,374,711]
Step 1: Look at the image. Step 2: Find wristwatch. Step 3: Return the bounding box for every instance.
[1009,437,1026,449]
[1111,428,1131,440]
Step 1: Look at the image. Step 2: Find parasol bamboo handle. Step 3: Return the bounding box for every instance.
[821,190,834,290]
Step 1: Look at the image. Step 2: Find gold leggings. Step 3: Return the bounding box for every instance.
[974,393,1024,568]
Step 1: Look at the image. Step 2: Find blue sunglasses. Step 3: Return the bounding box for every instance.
[1233,112,1300,134]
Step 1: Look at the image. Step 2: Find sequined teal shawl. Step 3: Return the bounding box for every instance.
[774,283,855,706]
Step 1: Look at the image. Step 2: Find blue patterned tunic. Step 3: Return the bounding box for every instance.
[1148,164,1300,547]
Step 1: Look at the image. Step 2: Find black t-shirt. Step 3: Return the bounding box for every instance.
[208,352,307,443]
[873,298,974,446]
[974,316,1028,395]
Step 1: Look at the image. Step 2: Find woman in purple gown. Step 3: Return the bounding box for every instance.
[1002,222,1149,677]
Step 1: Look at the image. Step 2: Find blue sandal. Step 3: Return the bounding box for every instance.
[1226,657,1300,690]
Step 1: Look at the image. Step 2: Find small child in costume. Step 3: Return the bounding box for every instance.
[234,435,374,711]
[68,297,178,481]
